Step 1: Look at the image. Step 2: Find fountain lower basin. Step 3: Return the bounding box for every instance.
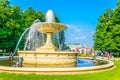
[18,51,78,67]
[0,57,114,74]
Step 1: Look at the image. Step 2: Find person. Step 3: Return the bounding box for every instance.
[91,49,95,60]
[16,61,23,67]
[109,53,113,58]
[9,53,12,59]
[9,53,14,60]
[16,57,23,67]
[105,51,110,59]
[105,51,108,57]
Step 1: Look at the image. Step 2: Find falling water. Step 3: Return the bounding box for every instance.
[13,19,45,55]
[13,28,30,55]
[56,33,61,50]
[14,10,62,55]
[24,19,45,51]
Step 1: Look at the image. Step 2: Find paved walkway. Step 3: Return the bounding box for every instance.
[96,56,120,61]
[0,56,18,60]
[1,56,120,60]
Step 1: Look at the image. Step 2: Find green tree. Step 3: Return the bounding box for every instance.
[0,0,11,52]
[0,0,66,54]
[94,0,120,56]
[108,0,120,54]
[94,9,113,52]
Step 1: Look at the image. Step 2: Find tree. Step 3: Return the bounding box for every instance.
[0,0,66,54]
[94,0,120,56]
[0,0,11,52]
[108,0,120,54]
[94,9,113,52]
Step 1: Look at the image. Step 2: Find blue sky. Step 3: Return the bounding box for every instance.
[10,0,117,47]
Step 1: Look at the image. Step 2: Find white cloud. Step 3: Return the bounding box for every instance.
[68,36,87,42]
[66,24,81,32]
[64,24,94,47]
[79,35,87,39]
[65,24,87,43]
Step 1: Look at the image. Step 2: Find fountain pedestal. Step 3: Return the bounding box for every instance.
[36,33,56,51]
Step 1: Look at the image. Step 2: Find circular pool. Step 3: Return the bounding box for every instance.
[0,57,108,68]
[0,56,114,75]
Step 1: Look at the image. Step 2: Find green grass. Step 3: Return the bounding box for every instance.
[0,61,120,80]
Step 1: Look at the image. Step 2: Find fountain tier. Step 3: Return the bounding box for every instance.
[36,22,67,34]
[35,22,67,51]
[18,51,77,67]
[18,22,78,67]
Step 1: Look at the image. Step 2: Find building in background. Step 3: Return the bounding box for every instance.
[67,44,91,54]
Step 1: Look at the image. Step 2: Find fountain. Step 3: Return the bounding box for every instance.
[17,10,78,67]
[0,10,114,74]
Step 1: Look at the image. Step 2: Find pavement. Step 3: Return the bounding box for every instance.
[0,56,18,60]
[96,56,120,61]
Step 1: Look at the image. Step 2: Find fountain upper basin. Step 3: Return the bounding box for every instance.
[35,22,67,34]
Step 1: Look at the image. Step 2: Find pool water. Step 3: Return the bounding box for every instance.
[77,59,93,67]
[0,58,107,68]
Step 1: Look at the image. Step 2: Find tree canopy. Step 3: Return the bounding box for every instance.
[94,0,120,56]
[0,0,66,54]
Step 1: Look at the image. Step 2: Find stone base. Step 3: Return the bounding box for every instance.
[23,62,76,68]
[35,47,57,52]
[18,51,78,67]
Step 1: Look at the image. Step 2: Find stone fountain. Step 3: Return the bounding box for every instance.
[0,10,114,74]
[18,10,78,67]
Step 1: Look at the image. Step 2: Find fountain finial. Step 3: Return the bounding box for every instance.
[46,10,55,22]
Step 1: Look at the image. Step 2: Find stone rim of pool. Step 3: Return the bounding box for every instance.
[0,57,114,75]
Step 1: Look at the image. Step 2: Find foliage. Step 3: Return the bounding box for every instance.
[94,0,120,56]
[0,0,66,53]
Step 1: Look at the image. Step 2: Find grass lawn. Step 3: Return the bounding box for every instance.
[0,60,119,80]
